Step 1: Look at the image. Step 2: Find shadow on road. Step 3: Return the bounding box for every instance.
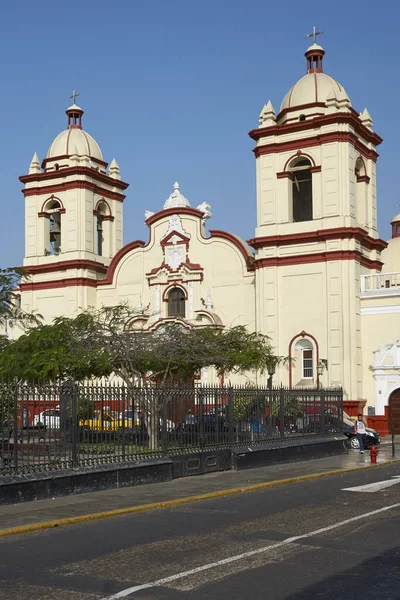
[287,545,400,599]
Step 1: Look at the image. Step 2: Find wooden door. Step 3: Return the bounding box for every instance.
[389,389,400,434]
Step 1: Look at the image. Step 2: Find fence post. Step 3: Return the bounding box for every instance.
[13,380,19,469]
[279,386,285,439]
[162,389,168,457]
[267,385,273,439]
[121,384,126,461]
[227,386,234,448]
[320,388,325,435]
[71,382,78,468]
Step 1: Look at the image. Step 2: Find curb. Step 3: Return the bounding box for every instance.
[1,458,399,538]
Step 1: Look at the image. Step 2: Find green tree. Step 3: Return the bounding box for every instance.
[0,304,286,448]
[0,267,41,348]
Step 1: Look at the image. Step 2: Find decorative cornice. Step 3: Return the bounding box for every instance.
[23,259,108,276]
[248,227,388,252]
[42,154,109,168]
[19,277,99,291]
[249,112,383,148]
[20,165,129,191]
[254,250,383,271]
[22,180,126,202]
[147,259,203,278]
[252,131,379,162]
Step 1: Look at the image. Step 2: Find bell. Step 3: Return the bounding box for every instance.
[50,222,61,235]
[50,231,61,243]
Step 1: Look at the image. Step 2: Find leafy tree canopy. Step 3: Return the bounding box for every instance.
[0,304,285,384]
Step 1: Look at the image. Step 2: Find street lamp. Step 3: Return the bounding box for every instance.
[267,360,276,390]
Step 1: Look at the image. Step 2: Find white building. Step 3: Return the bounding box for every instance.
[17,40,400,434]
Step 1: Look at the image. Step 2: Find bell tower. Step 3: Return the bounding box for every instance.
[249,32,387,402]
[19,96,129,319]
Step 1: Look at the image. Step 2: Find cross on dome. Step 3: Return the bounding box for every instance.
[70,89,80,105]
[306,26,323,45]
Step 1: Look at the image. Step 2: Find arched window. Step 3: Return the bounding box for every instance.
[355,157,368,228]
[290,158,313,222]
[95,201,109,256]
[45,199,62,255]
[294,338,314,382]
[168,288,186,318]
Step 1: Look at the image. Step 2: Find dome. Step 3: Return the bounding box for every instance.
[46,103,103,161]
[47,128,103,160]
[280,72,350,111]
[391,213,400,224]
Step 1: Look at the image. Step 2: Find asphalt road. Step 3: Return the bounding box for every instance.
[1,463,400,599]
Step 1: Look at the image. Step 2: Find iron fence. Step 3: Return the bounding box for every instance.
[0,381,343,476]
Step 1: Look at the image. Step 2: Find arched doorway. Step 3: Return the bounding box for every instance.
[389,389,400,434]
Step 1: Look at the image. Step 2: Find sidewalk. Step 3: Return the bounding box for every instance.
[1,442,399,535]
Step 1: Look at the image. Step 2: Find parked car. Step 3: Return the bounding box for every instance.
[120,408,176,432]
[33,408,60,429]
[342,412,380,449]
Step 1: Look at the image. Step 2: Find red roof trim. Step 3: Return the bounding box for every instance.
[96,240,147,286]
[145,207,204,226]
[208,230,255,272]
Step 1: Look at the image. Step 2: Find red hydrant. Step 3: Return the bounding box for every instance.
[370,445,379,464]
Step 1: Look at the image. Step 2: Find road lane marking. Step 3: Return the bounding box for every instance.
[342,475,400,493]
[100,502,400,599]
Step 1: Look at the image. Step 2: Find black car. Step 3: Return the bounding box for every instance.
[342,412,380,449]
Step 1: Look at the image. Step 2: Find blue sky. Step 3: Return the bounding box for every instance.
[1,0,399,267]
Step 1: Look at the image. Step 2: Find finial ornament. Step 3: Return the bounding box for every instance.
[306,26,323,44]
[70,90,80,104]
[163,181,190,210]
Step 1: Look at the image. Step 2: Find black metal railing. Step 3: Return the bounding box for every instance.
[0,381,343,476]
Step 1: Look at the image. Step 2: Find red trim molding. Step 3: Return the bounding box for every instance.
[283,151,317,171]
[252,131,379,162]
[162,283,188,301]
[22,180,126,203]
[19,277,99,291]
[23,259,108,276]
[147,259,203,277]
[277,172,294,180]
[145,207,205,226]
[254,250,383,270]
[356,175,370,184]
[249,112,383,149]
[248,227,388,253]
[97,240,147,286]
[20,166,129,191]
[40,195,65,212]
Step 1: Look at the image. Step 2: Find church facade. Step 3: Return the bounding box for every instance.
[16,41,400,433]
